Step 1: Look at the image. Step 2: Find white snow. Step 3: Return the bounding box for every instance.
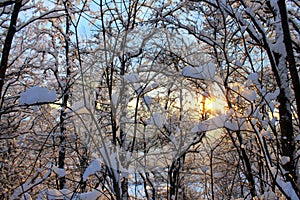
[169,133,176,144]
[20,193,32,200]
[182,62,216,80]
[69,93,93,114]
[152,112,166,128]
[83,147,129,182]
[70,100,89,114]
[260,191,276,199]
[111,93,118,106]
[143,95,152,109]
[265,89,280,102]
[12,170,51,199]
[241,89,257,101]
[271,33,287,56]
[206,114,227,130]
[191,122,206,133]
[141,82,159,95]
[247,73,259,82]
[19,86,57,105]
[275,177,299,200]
[42,187,102,200]
[124,73,139,83]
[247,73,259,85]
[52,165,66,178]
[281,156,290,165]
[191,114,228,132]
[46,189,73,200]
[83,159,102,181]
[191,113,251,132]
[236,60,242,67]
[224,120,239,131]
[77,189,102,200]
[261,131,271,139]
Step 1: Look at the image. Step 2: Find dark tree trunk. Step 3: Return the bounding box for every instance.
[277,0,299,193]
[168,155,185,200]
[0,0,22,114]
[277,0,300,123]
[58,1,72,190]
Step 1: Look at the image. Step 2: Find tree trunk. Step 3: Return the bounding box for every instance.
[58,1,72,189]
[0,0,22,114]
[277,0,299,192]
[277,0,300,123]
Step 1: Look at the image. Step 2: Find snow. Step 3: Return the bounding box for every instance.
[169,133,176,144]
[191,122,206,133]
[46,189,73,200]
[77,189,102,200]
[69,93,93,114]
[20,193,32,200]
[152,112,166,128]
[224,120,239,131]
[83,147,129,182]
[111,93,118,106]
[83,158,102,181]
[247,73,259,84]
[52,165,66,178]
[206,114,227,130]
[182,62,216,80]
[124,73,139,83]
[201,166,207,173]
[143,95,152,109]
[142,82,159,95]
[275,177,299,200]
[281,156,290,165]
[241,89,257,101]
[265,89,280,102]
[42,188,102,200]
[260,191,276,199]
[271,32,287,56]
[12,170,51,199]
[261,131,271,139]
[240,26,246,33]
[191,113,252,133]
[236,60,242,67]
[191,115,227,132]
[19,86,57,105]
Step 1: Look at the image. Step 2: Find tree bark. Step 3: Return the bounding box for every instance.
[277,0,299,192]
[277,0,300,123]
[0,0,22,114]
[58,1,72,189]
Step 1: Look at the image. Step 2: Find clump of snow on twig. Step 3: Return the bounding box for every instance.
[19,86,57,105]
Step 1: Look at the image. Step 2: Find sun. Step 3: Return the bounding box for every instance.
[205,97,226,115]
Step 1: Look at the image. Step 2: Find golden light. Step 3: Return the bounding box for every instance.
[205,96,226,115]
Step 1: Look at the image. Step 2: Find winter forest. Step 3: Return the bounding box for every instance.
[1,0,300,199]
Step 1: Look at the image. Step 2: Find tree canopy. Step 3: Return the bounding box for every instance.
[0,0,300,199]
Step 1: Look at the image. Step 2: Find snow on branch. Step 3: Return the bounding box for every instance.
[19,86,57,105]
[182,62,216,81]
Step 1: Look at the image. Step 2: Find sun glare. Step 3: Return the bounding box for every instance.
[205,97,226,115]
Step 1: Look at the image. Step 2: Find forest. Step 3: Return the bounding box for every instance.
[0,0,300,199]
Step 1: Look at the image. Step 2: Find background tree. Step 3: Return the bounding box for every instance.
[157,0,300,199]
[1,0,299,199]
